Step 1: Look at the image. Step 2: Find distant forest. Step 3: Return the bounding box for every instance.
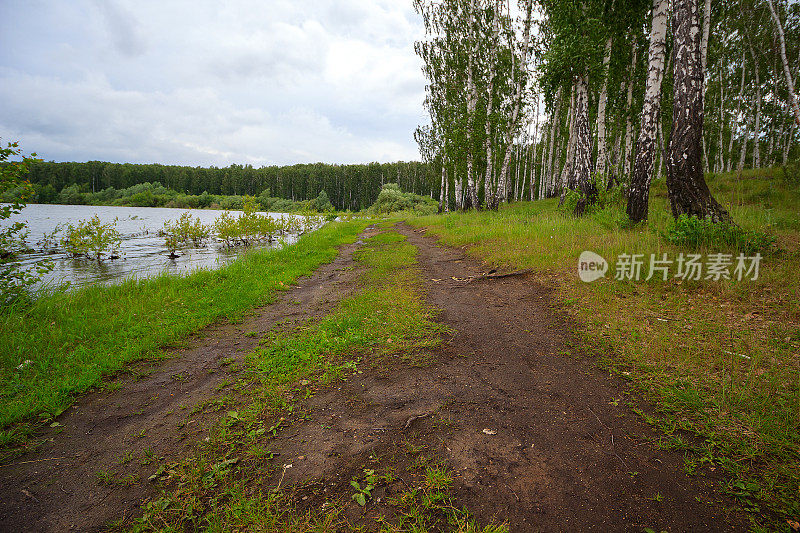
[21,160,434,211]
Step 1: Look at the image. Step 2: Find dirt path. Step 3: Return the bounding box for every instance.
[0,227,380,533]
[1,223,748,532]
[263,223,747,531]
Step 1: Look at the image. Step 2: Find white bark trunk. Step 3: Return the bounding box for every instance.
[627,0,669,221]
[545,87,562,197]
[439,161,446,212]
[750,45,762,168]
[483,0,500,199]
[493,0,534,208]
[464,0,480,209]
[623,47,639,180]
[716,58,725,172]
[766,0,800,126]
[726,53,747,172]
[444,165,450,212]
[738,90,757,171]
[595,36,613,178]
[560,85,577,196]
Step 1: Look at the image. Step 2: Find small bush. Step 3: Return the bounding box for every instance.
[162,212,210,254]
[782,161,800,188]
[61,216,122,262]
[661,214,777,255]
[370,183,437,215]
[559,173,625,219]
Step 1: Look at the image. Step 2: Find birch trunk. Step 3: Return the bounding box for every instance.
[784,122,796,164]
[739,91,756,171]
[595,36,613,178]
[766,0,800,126]
[726,53,747,172]
[666,0,731,223]
[623,47,639,180]
[444,165,450,212]
[573,71,596,215]
[767,57,778,166]
[717,58,725,172]
[750,45,762,168]
[559,85,577,201]
[438,161,446,213]
[531,97,541,200]
[544,87,562,197]
[491,0,534,209]
[627,0,669,222]
[454,169,463,211]
[464,0,480,209]
[539,133,547,199]
[700,0,711,174]
[483,0,500,200]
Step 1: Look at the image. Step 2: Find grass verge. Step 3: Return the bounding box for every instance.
[408,168,799,530]
[124,228,502,531]
[0,220,368,446]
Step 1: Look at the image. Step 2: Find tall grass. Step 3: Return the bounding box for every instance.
[0,221,368,443]
[409,167,800,526]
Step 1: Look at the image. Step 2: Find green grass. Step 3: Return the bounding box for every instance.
[0,220,368,446]
[408,167,800,529]
[126,228,501,531]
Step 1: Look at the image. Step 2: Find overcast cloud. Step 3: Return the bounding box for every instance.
[0,0,426,166]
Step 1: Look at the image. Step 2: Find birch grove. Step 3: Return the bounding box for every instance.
[412,0,798,216]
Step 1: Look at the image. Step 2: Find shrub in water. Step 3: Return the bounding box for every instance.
[162,212,210,256]
[60,215,122,262]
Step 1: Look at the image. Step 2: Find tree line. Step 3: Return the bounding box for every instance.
[17,160,435,212]
[414,0,799,219]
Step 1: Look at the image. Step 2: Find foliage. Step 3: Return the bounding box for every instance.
[559,173,626,224]
[23,159,433,211]
[370,183,438,215]
[162,212,210,254]
[661,214,777,254]
[350,468,377,506]
[0,140,51,307]
[783,160,800,188]
[313,189,333,212]
[212,203,285,248]
[60,216,122,262]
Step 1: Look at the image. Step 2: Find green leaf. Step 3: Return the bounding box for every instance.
[354,492,366,506]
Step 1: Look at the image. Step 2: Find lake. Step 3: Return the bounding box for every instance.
[3,204,307,291]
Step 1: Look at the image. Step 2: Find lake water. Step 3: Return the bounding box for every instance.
[3,204,306,291]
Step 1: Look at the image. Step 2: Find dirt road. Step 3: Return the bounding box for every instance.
[0,223,746,531]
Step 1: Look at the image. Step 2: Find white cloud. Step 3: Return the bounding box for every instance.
[0,0,425,166]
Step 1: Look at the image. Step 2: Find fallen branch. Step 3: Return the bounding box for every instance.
[467,269,532,283]
[0,456,70,468]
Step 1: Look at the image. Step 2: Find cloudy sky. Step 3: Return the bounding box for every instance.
[0,1,427,166]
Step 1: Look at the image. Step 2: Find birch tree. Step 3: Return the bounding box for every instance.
[666,0,731,223]
[766,0,800,126]
[627,0,670,222]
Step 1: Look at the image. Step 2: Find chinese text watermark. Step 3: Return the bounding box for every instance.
[578,252,761,282]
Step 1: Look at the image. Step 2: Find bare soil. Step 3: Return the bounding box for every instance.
[266,223,747,531]
[0,223,749,532]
